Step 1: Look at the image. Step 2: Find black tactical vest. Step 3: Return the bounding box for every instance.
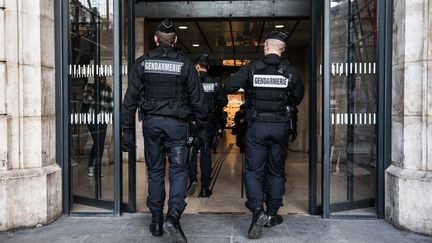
[247,59,292,122]
[201,74,218,115]
[142,48,187,103]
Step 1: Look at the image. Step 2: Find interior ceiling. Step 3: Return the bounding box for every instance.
[145,19,310,64]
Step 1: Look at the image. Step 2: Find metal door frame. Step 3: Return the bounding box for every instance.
[55,0,392,218]
[321,0,393,219]
[127,0,321,216]
[55,0,123,216]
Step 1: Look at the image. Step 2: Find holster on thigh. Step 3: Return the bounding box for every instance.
[168,146,188,166]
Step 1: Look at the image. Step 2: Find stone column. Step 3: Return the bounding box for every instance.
[0,0,61,231]
[386,0,432,235]
[135,17,145,162]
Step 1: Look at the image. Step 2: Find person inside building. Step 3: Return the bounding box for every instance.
[186,54,228,197]
[233,104,247,153]
[82,75,113,177]
[121,19,207,243]
[224,30,304,239]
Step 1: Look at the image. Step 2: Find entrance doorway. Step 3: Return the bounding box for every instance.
[129,18,310,213]
[57,0,391,218]
[127,18,312,214]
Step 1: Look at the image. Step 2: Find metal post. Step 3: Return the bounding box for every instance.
[113,0,123,216]
[308,0,319,215]
[241,153,244,198]
[376,0,393,219]
[55,0,71,215]
[322,0,331,218]
[346,0,355,203]
[127,0,137,213]
[95,14,102,200]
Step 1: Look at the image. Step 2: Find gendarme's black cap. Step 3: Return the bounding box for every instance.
[264,30,289,43]
[196,54,210,68]
[196,54,209,63]
[156,19,176,33]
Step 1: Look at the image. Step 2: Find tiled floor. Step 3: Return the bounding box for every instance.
[1,214,430,243]
[5,132,430,242]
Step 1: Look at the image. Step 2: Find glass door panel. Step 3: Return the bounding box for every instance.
[69,0,115,213]
[327,0,377,215]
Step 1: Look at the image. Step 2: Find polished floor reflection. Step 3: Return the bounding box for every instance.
[123,131,310,214]
[73,130,376,214]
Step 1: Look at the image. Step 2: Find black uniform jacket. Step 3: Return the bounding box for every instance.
[121,44,207,130]
[224,54,304,107]
[198,71,228,119]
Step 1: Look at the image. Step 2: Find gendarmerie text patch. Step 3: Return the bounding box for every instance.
[202,83,215,92]
[253,74,290,88]
[143,60,183,75]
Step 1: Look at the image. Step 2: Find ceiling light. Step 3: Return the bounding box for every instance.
[178,26,188,30]
[192,44,200,47]
[275,24,284,28]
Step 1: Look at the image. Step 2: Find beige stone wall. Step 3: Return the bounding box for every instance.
[135,17,145,162]
[386,0,432,235]
[0,0,61,231]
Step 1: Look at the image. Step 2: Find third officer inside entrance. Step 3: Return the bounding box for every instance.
[187,54,228,198]
[224,30,304,239]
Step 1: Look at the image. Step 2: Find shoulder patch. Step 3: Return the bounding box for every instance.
[253,74,291,88]
[142,60,184,75]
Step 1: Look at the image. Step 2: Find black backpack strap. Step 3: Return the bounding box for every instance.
[146,49,161,58]
[167,50,180,59]
[277,61,289,75]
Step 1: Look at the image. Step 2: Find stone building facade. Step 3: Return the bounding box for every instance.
[0,0,62,231]
[0,0,431,236]
[385,0,432,235]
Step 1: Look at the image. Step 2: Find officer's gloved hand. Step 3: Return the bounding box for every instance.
[122,128,135,152]
[289,106,298,142]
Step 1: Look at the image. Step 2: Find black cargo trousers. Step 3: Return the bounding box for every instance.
[243,121,290,215]
[143,115,189,216]
[187,120,216,189]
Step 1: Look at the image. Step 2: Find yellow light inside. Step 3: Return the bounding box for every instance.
[223,59,251,66]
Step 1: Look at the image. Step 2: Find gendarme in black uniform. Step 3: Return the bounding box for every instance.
[121,19,206,243]
[187,54,228,197]
[224,30,304,239]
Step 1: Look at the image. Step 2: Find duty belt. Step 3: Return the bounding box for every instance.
[248,110,291,123]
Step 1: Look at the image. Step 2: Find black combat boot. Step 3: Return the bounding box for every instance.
[163,212,187,243]
[197,188,212,198]
[186,179,198,195]
[149,214,164,236]
[265,213,283,228]
[248,209,268,239]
